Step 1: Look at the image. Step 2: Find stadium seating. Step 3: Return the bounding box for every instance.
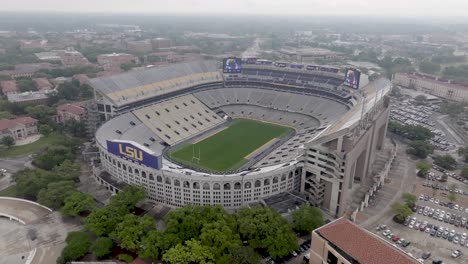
[133,94,225,145]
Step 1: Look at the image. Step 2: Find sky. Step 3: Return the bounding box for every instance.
[2,0,468,17]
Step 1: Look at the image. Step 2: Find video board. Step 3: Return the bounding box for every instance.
[343,68,361,89]
[107,140,162,170]
[223,57,242,73]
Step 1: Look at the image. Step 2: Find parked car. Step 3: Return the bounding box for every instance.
[452,249,462,258]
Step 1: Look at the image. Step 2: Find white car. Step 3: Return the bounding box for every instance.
[455,204,460,210]
[452,249,461,258]
[383,230,391,236]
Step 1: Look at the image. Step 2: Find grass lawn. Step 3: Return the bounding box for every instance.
[0,185,18,197]
[0,133,63,158]
[169,119,293,172]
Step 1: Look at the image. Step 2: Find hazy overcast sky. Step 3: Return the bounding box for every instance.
[2,0,468,17]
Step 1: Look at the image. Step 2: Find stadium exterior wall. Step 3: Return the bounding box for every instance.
[94,142,302,209]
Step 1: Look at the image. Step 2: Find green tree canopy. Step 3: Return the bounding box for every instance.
[416,161,432,177]
[388,121,433,141]
[17,79,37,92]
[461,165,468,179]
[109,185,146,211]
[199,220,242,261]
[402,193,417,208]
[60,191,96,217]
[91,237,114,259]
[57,231,91,264]
[391,202,413,223]
[110,214,155,251]
[163,205,236,249]
[84,205,128,237]
[14,168,65,200]
[407,140,433,159]
[291,204,324,233]
[139,230,164,260]
[33,145,73,170]
[227,245,261,264]
[419,60,441,74]
[162,239,215,264]
[37,180,76,209]
[25,105,56,124]
[440,102,465,117]
[39,124,53,136]
[458,146,468,163]
[433,154,458,170]
[0,136,15,148]
[236,206,297,259]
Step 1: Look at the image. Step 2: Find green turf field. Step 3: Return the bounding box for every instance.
[169,119,293,172]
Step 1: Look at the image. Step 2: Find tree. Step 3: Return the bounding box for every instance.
[162,239,215,264]
[14,168,65,200]
[448,192,457,203]
[392,202,412,223]
[1,136,15,148]
[57,231,91,264]
[117,254,134,263]
[402,193,417,208]
[461,165,468,179]
[37,180,76,209]
[236,206,297,259]
[109,185,146,211]
[57,81,81,100]
[139,230,164,260]
[388,121,433,141]
[64,119,88,138]
[458,146,468,163]
[440,102,465,117]
[25,105,55,124]
[91,237,114,259]
[110,214,155,251]
[407,140,433,159]
[227,245,261,264]
[39,124,53,136]
[16,79,37,92]
[416,161,432,177]
[199,220,242,261]
[33,146,73,170]
[84,205,128,237]
[291,204,324,233]
[163,205,236,249]
[61,192,96,217]
[52,160,81,182]
[433,155,458,170]
[414,95,427,105]
[419,60,441,75]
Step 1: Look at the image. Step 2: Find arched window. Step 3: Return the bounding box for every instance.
[213,183,220,190]
[117,162,121,168]
[234,182,241,190]
[149,174,154,181]
[122,164,127,171]
[141,171,147,178]
[183,181,190,188]
[289,172,293,179]
[203,183,210,190]
[157,176,162,183]
[165,178,171,185]
[193,182,200,189]
[244,182,251,189]
[174,179,180,186]
[134,169,139,175]
[224,183,231,190]
[281,174,286,181]
[128,167,133,173]
[264,179,270,186]
[273,177,278,184]
[255,180,261,187]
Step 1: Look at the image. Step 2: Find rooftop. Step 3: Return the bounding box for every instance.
[7,91,49,103]
[315,218,418,264]
[57,102,87,116]
[0,116,37,130]
[0,80,18,94]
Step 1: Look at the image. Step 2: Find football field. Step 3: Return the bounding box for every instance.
[168,119,293,172]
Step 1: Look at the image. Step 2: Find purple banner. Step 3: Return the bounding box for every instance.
[107,140,162,170]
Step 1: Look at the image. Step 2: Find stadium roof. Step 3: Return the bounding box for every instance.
[89,60,221,106]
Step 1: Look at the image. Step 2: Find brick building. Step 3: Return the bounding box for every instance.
[0,80,19,95]
[0,117,38,142]
[97,53,137,72]
[56,102,88,124]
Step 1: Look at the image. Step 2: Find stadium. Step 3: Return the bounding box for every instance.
[89,59,391,217]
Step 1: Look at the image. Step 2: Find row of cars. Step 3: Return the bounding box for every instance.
[423,182,468,197]
[415,204,468,230]
[404,217,464,260]
[264,240,311,264]
[419,194,468,216]
[377,225,411,247]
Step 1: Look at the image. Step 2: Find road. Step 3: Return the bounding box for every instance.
[0,156,33,191]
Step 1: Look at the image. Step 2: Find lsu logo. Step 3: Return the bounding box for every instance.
[118,144,143,161]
